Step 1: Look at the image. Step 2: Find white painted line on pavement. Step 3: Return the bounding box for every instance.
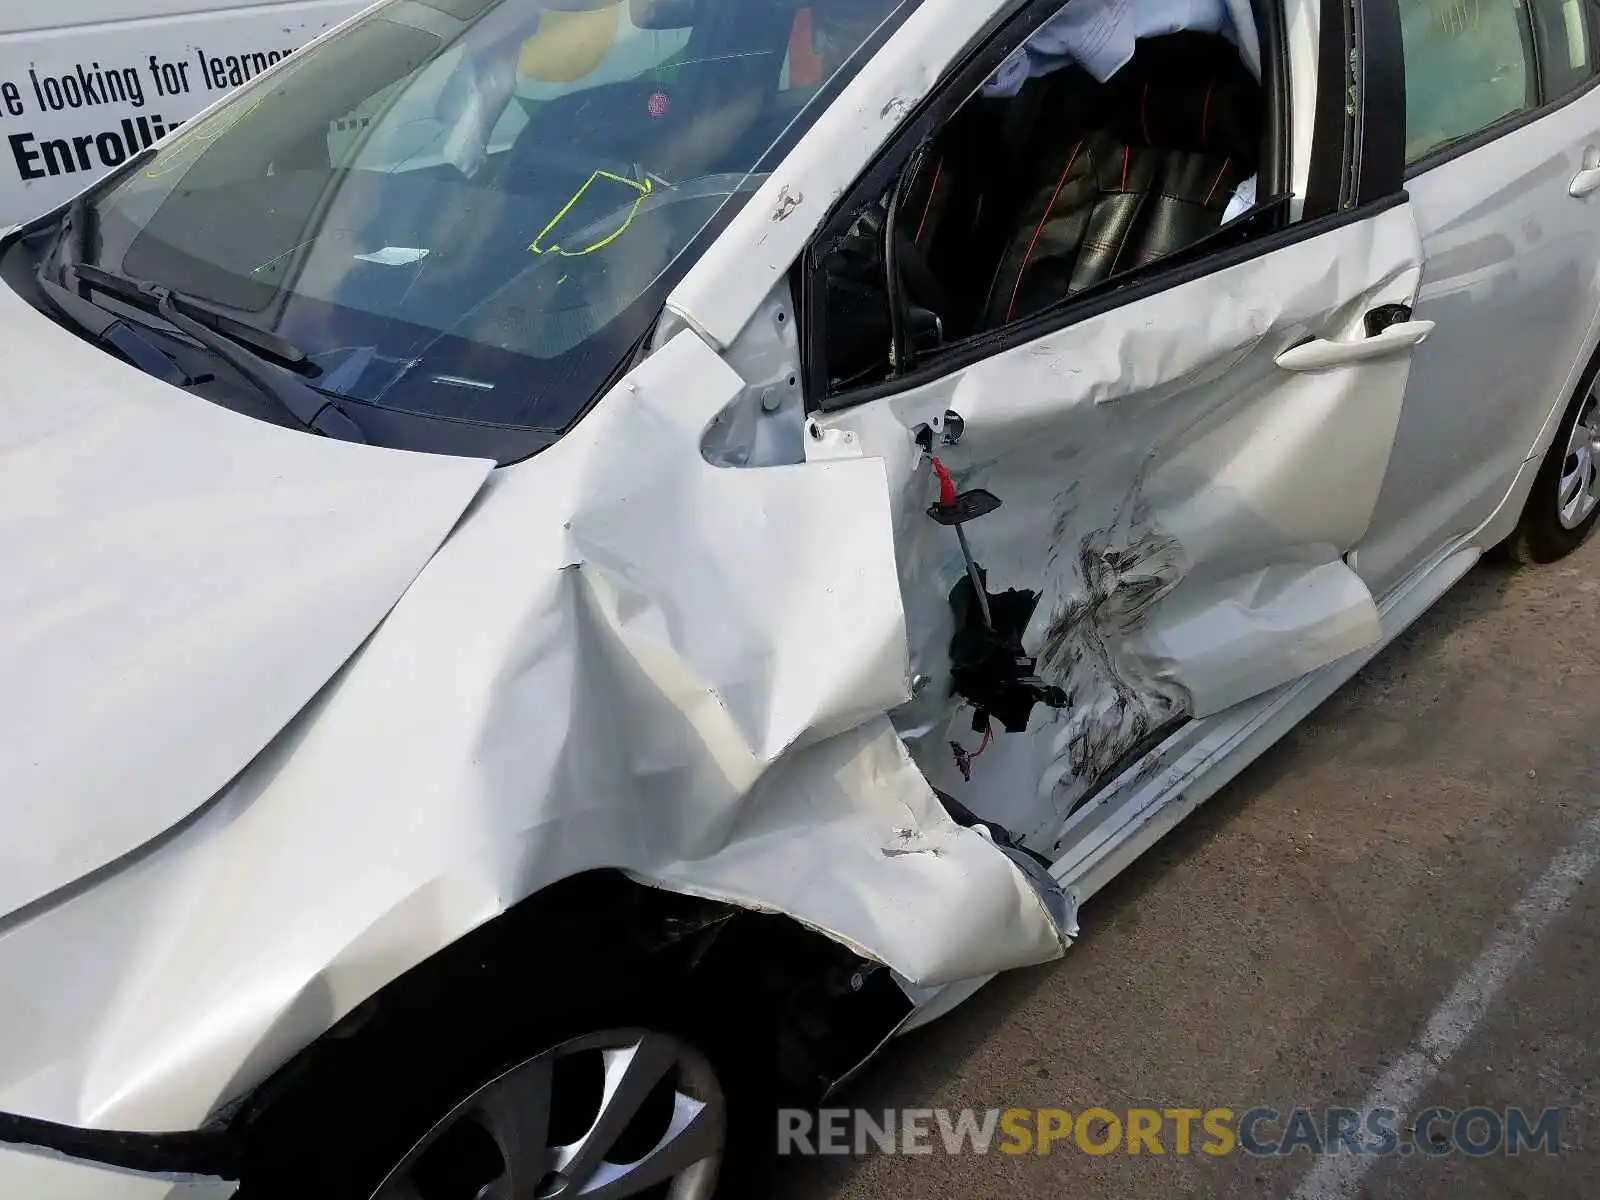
[1290,810,1600,1200]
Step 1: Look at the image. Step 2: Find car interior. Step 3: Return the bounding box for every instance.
[818,7,1274,394]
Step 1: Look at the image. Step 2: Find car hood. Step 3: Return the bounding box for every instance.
[0,280,493,920]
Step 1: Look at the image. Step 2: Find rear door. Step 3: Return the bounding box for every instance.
[1353,0,1600,592]
[806,0,1430,835]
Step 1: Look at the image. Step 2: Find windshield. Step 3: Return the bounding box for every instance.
[70,0,920,461]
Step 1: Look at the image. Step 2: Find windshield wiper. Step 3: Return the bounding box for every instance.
[16,183,197,387]
[32,267,198,388]
[72,263,365,443]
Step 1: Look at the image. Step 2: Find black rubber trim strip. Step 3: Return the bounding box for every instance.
[0,1112,240,1179]
[816,190,1410,413]
[1355,0,1407,202]
[1256,0,1292,201]
[1304,0,1354,216]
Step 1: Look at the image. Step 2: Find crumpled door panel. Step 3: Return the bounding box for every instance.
[819,205,1424,844]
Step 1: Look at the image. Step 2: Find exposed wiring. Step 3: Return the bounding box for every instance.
[950,719,993,783]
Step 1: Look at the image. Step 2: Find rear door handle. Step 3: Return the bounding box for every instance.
[1571,147,1600,197]
[1275,321,1435,372]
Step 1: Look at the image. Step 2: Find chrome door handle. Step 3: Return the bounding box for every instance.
[1572,146,1600,197]
[1570,166,1600,198]
[1275,321,1435,372]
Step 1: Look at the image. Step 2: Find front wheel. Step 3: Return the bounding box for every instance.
[238,954,775,1200]
[370,1027,730,1200]
[1497,381,1600,564]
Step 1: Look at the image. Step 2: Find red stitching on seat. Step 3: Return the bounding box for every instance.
[1120,145,1131,191]
[1202,80,1214,143]
[1205,156,1231,206]
[1005,139,1085,323]
[914,156,944,245]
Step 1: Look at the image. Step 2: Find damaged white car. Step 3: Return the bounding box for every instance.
[4,0,1599,1194]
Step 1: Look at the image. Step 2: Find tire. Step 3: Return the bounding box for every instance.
[237,918,776,1199]
[1495,378,1600,565]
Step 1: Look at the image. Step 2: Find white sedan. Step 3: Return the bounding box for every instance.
[1,0,1596,1195]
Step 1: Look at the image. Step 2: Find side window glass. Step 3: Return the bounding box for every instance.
[816,2,1273,398]
[1399,0,1537,163]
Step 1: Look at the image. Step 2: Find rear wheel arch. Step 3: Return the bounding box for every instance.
[1493,338,1600,564]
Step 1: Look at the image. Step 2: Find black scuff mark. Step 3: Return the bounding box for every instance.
[1056,712,1189,845]
[1035,480,1191,818]
[1049,480,1083,549]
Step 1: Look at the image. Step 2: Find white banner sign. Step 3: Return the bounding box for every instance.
[0,0,366,225]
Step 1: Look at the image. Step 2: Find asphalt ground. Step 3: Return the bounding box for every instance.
[779,534,1600,1200]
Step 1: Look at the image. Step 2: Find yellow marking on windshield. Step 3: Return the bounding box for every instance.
[528,170,653,257]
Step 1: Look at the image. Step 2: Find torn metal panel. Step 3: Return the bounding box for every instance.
[0,327,1063,1134]
[696,282,806,469]
[818,205,1424,846]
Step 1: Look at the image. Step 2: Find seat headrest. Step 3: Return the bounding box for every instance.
[1104,33,1262,162]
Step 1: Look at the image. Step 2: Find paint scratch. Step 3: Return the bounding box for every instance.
[1036,479,1190,816]
[770,185,803,222]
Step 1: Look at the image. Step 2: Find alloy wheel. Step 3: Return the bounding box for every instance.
[369,1029,726,1200]
[1557,387,1600,530]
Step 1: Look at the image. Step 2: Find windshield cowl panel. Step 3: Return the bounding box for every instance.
[66,0,923,463]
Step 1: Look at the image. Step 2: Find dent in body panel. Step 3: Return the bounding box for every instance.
[0,328,1067,1134]
[823,205,1425,853]
[0,135,1429,1144]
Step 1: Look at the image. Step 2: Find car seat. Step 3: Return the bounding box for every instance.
[980,32,1262,328]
